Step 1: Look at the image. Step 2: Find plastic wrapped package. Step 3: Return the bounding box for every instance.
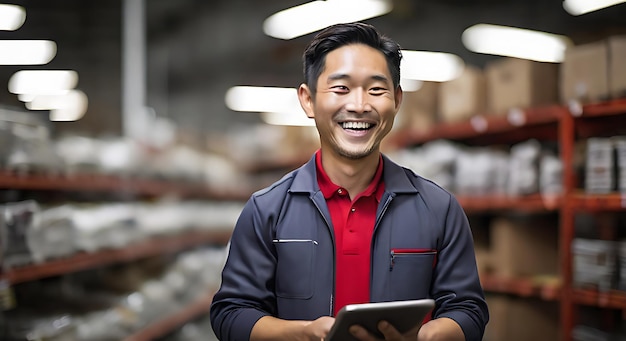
[137,279,179,323]
[4,314,76,341]
[179,201,242,231]
[148,145,206,183]
[160,314,219,341]
[96,137,145,178]
[455,148,497,196]
[27,205,78,263]
[54,135,101,175]
[5,123,64,175]
[539,153,563,195]
[387,140,460,191]
[1,200,39,268]
[507,139,541,196]
[134,201,187,237]
[0,120,17,168]
[74,306,140,341]
[71,204,142,252]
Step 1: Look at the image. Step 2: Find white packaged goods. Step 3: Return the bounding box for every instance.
[585,138,614,193]
[572,238,617,292]
[614,137,626,192]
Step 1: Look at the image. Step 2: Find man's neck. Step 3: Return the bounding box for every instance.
[321,150,380,200]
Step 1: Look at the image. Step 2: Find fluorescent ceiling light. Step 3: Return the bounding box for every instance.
[563,0,626,15]
[8,70,78,95]
[0,40,56,65]
[225,86,303,113]
[0,4,26,31]
[261,112,315,126]
[400,78,423,92]
[22,90,88,121]
[263,0,392,40]
[400,50,465,82]
[462,24,572,63]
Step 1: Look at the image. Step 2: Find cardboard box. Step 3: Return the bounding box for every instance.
[438,65,486,123]
[484,294,559,341]
[485,57,558,114]
[609,35,626,99]
[560,40,609,103]
[490,215,558,278]
[394,81,439,134]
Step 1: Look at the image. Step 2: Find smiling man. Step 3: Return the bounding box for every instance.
[210,22,489,341]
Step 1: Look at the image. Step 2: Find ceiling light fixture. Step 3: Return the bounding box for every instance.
[8,70,78,95]
[0,4,26,31]
[225,86,302,113]
[399,78,423,92]
[263,0,392,40]
[260,112,315,127]
[462,24,572,63]
[563,0,626,15]
[400,50,465,82]
[225,86,314,127]
[22,90,88,121]
[0,40,57,65]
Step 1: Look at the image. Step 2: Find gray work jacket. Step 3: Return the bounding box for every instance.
[210,154,489,340]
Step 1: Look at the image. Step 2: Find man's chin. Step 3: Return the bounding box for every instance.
[335,145,375,160]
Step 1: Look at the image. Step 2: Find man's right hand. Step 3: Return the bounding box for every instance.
[251,315,336,341]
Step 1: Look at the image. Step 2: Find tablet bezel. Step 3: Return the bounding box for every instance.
[326,299,435,341]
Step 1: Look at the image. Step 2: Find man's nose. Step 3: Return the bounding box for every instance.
[344,90,372,113]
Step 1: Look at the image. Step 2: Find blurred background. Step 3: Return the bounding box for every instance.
[1,1,626,340]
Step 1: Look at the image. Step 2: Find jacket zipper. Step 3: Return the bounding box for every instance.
[272,239,318,244]
[310,191,336,315]
[389,249,437,271]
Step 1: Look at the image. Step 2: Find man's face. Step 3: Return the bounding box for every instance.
[298,43,402,160]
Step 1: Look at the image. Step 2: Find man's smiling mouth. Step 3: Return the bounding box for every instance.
[340,121,374,131]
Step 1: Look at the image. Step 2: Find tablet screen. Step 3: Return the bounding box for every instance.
[326,299,435,341]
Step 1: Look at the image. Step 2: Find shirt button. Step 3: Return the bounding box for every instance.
[351,208,356,212]
[337,189,343,194]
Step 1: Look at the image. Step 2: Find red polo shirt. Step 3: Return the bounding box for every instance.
[315,150,385,315]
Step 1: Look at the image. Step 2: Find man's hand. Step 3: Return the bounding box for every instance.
[347,317,465,341]
[304,316,336,340]
[251,315,335,341]
[348,320,420,341]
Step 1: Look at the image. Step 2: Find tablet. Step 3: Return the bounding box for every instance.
[326,299,435,341]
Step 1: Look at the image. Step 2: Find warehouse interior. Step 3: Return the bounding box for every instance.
[1,0,626,340]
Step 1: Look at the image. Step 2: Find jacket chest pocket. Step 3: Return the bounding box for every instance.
[388,249,437,299]
[273,239,317,299]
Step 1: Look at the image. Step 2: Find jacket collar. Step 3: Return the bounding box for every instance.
[289,153,419,195]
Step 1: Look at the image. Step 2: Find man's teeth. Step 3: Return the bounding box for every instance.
[341,122,371,129]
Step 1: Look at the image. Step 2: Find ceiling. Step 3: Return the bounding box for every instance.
[1,0,626,140]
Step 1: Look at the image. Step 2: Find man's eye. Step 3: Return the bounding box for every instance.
[370,87,387,94]
[331,86,349,92]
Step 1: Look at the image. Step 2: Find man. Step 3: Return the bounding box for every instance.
[210,22,488,340]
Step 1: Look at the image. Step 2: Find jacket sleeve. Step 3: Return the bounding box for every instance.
[210,195,277,341]
[431,193,489,340]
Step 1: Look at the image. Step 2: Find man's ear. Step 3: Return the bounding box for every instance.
[298,83,315,119]
[394,85,403,112]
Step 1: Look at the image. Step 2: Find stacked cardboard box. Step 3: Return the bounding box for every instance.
[560,35,626,103]
[437,65,486,123]
[484,294,559,341]
[485,57,559,115]
[490,215,559,278]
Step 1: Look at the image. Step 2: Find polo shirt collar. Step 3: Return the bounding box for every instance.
[315,149,384,201]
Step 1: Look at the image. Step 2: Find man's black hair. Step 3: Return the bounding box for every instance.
[302,22,402,95]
